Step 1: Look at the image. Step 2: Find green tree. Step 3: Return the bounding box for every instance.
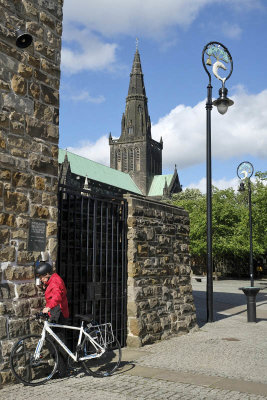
[249,172,267,255]
[170,172,267,276]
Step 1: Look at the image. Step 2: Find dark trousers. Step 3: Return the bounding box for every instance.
[50,306,68,376]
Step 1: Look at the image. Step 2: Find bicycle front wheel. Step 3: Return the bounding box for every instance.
[81,329,121,377]
[10,334,58,386]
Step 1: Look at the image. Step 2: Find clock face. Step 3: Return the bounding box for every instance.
[237,161,254,180]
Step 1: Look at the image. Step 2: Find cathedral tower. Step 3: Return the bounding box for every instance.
[109,48,163,195]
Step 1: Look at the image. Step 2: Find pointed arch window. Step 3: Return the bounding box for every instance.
[128,120,133,134]
[135,148,140,171]
[129,148,134,171]
[117,149,121,170]
[123,149,128,172]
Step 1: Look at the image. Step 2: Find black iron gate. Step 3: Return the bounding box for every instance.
[57,184,128,347]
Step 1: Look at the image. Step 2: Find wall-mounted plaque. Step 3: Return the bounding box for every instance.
[28,220,47,252]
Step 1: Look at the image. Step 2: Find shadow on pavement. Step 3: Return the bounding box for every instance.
[193,289,267,327]
[114,361,135,375]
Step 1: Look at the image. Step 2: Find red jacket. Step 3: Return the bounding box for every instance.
[45,273,69,319]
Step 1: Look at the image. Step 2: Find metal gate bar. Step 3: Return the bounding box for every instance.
[57,184,128,348]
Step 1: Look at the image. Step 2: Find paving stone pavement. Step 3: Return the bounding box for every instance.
[1,373,267,400]
[1,279,267,400]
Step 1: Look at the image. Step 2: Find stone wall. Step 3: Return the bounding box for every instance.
[0,0,63,384]
[125,194,197,347]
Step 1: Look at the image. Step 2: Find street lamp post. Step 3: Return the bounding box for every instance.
[237,161,261,322]
[202,42,234,322]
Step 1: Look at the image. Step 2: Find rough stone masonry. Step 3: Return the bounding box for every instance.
[0,0,63,384]
[125,195,197,347]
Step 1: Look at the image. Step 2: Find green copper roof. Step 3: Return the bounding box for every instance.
[59,149,142,195]
[148,174,173,197]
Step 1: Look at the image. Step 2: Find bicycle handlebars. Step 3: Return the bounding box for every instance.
[35,312,50,320]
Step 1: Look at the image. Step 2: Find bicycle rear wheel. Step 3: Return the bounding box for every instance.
[10,334,58,386]
[81,329,121,377]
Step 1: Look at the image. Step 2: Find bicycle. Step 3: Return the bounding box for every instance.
[10,313,121,386]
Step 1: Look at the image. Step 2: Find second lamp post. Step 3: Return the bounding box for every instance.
[202,42,234,322]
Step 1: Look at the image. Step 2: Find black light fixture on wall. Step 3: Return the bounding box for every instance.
[15,29,33,49]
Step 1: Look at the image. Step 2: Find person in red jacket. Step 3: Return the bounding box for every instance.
[35,261,69,377]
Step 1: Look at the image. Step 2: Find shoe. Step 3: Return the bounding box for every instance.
[52,369,68,379]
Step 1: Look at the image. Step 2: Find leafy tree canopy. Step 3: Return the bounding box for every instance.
[170,171,267,267]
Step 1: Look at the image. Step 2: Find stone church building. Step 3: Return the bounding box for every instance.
[59,49,182,199]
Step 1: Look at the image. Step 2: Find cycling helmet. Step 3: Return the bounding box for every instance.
[35,261,52,276]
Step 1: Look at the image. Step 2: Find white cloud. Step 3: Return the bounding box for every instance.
[61,27,118,74]
[185,177,239,192]
[152,87,267,170]
[67,88,267,177]
[61,0,263,73]
[70,91,105,104]
[223,0,263,11]
[61,0,211,73]
[63,0,213,38]
[63,0,262,37]
[185,175,265,193]
[221,22,242,39]
[68,136,110,166]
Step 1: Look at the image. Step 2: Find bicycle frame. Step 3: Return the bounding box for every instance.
[34,320,105,362]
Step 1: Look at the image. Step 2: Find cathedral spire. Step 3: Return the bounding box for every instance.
[109,46,163,196]
[118,47,150,139]
[128,48,146,96]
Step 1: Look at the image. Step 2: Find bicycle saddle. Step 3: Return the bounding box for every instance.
[75,314,93,322]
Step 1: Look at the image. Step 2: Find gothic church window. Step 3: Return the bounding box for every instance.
[135,148,140,171]
[123,149,128,171]
[128,120,133,134]
[129,148,134,171]
[117,150,121,170]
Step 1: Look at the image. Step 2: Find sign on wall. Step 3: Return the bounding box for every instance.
[28,220,47,252]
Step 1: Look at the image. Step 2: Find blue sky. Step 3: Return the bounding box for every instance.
[59,0,267,192]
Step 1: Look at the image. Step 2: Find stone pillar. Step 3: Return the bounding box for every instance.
[0,0,63,384]
[125,194,197,347]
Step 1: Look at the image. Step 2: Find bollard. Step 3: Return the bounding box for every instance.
[239,287,261,323]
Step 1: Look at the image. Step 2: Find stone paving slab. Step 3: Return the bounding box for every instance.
[1,371,267,400]
[123,365,267,397]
